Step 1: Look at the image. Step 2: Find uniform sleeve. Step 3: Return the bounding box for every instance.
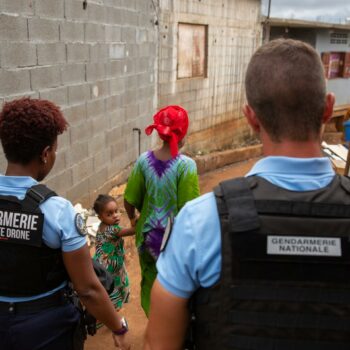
[41,197,87,252]
[156,193,222,298]
[124,157,146,211]
[57,200,87,252]
[177,158,200,210]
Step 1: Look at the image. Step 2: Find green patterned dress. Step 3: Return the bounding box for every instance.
[93,224,129,310]
[124,150,199,315]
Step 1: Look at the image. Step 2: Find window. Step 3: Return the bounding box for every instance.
[321,52,350,79]
[330,32,348,45]
[177,23,208,79]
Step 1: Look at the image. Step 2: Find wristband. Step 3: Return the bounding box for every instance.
[112,317,128,336]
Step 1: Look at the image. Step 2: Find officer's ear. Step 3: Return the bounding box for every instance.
[243,104,260,133]
[40,145,51,164]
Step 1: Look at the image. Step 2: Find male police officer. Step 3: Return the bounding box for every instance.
[143,39,350,349]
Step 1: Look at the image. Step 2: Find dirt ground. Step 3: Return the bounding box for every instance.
[85,158,258,350]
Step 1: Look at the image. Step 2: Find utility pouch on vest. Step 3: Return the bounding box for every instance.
[192,175,350,350]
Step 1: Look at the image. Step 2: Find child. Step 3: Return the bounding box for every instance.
[124,105,200,316]
[93,194,134,311]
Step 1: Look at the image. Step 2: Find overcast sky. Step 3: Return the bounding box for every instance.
[261,0,350,23]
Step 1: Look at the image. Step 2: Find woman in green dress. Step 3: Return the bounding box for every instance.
[124,105,200,316]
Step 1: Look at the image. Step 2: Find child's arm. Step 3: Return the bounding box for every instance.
[117,227,135,237]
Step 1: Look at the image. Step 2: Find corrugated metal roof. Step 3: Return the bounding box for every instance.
[261,16,350,30]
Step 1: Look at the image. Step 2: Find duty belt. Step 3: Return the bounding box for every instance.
[0,288,70,314]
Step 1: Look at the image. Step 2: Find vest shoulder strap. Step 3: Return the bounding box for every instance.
[22,184,57,212]
[215,177,260,233]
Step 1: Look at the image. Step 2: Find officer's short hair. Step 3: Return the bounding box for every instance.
[245,38,326,142]
[0,98,68,165]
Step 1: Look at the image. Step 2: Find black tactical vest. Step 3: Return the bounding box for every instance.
[0,184,68,297]
[192,175,350,350]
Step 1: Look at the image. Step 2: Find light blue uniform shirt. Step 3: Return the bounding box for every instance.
[0,176,87,302]
[156,157,335,298]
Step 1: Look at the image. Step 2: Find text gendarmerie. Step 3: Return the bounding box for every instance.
[267,235,342,257]
[0,210,40,241]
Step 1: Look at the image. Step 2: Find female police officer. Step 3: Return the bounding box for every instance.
[0,98,130,350]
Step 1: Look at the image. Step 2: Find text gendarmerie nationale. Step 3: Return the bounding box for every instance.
[0,211,40,240]
[271,236,337,254]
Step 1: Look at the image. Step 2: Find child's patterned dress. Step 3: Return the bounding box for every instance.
[93,224,130,310]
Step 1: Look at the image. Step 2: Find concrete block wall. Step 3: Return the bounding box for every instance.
[0,0,157,206]
[158,0,262,154]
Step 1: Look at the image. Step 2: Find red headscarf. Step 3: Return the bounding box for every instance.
[145,105,189,158]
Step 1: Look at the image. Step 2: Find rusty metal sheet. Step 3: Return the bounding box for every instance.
[178,23,207,79]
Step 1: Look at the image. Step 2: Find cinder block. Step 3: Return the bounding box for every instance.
[0,43,37,68]
[68,84,90,105]
[65,178,89,204]
[91,115,107,135]
[39,86,68,107]
[93,150,111,173]
[105,25,122,42]
[85,23,105,42]
[106,60,125,76]
[50,151,66,174]
[109,44,125,59]
[121,27,136,43]
[90,43,109,63]
[72,157,94,184]
[86,63,106,82]
[121,8,138,26]
[137,29,148,43]
[90,81,109,100]
[138,72,154,88]
[125,43,138,58]
[3,91,39,103]
[122,0,136,10]
[87,3,106,23]
[139,86,154,101]
[30,66,61,90]
[62,103,87,125]
[109,77,125,95]
[28,18,60,42]
[65,141,89,166]
[125,75,137,90]
[67,43,90,63]
[105,94,123,112]
[0,69,31,96]
[45,169,73,197]
[86,99,105,118]
[35,0,64,19]
[37,43,66,65]
[1,0,34,15]
[57,130,70,152]
[106,7,122,25]
[60,21,84,43]
[106,126,123,146]
[0,14,28,41]
[64,0,88,21]
[89,167,109,193]
[125,103,139,120]
[61,63,86,84]
[70,120,92,144]
[88,133,106,155]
